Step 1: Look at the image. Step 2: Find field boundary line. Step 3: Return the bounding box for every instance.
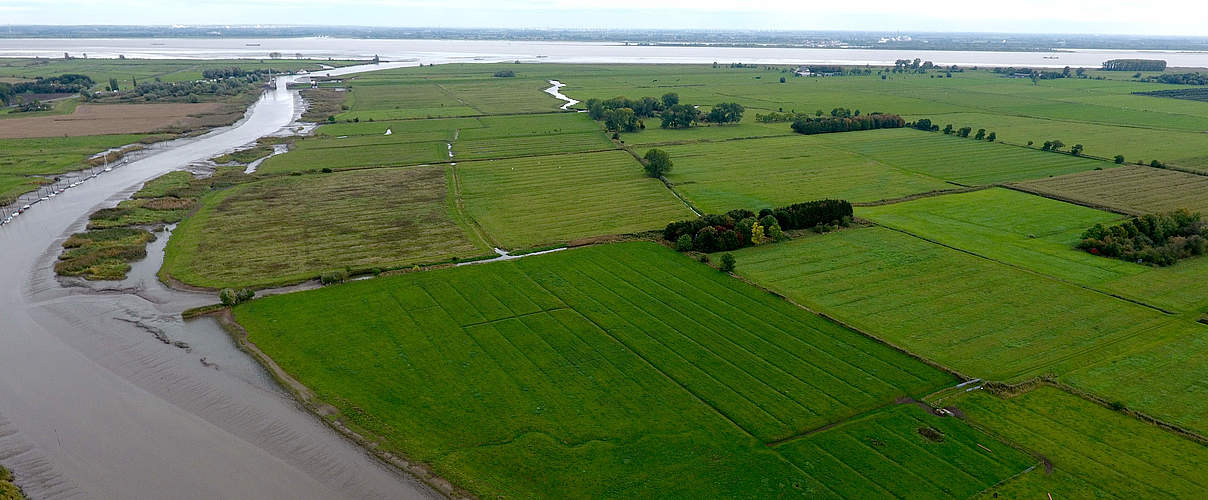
[765,397,911,447]
[616,142,702,216]
[853,184,993,207]
[979,378,1208,447]
[518,265,764,441]
[446,164,498,249]
[1001,183,1142,217]
[727,272,971,382]
[871,222,1178,315]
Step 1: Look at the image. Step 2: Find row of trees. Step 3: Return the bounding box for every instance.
[664,199,853,253]
[910,119,997,141]
[1137,73,1208,86]
[0,73,94,105]
[201,67,276,79]
[90,74,267,103]
[1039,139,1084,156]
[1079,210,1206,266]
[1134,88,1208,102]
[1102,59,1167,71]
[790,114,905,135]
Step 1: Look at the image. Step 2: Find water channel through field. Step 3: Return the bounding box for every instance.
[2,38,1205,499]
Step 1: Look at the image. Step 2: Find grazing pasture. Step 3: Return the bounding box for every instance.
[660,134,953,213]
[1016,165,1208,215]
[775,403,1033,499]
[731,226,1181,381]
[909,111,1208,171]
[860,187,1208,313]
[812,128,1104,185]
[235,243,957,498]
[454,151,695,247]
[163,166,487,288]
[957,386,1208,498]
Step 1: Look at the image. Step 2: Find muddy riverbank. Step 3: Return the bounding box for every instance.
[0,62,442,500]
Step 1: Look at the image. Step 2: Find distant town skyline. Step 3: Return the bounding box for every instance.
[1,0,1206,37]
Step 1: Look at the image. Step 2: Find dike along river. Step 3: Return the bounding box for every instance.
[0,61,443,500]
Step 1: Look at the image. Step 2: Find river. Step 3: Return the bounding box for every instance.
[0,37,1205,499]
[2,38,1208,68]
[0,61,444,500]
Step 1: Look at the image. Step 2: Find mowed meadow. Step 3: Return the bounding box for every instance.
[234,243,1043,498]
[67,60,1208,497]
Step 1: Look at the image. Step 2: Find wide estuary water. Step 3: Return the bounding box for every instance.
[0,37,1206,499]
[3,38,1208,68]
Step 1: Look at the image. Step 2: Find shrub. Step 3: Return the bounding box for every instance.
[718,253,736,273]
[493,70,516,78]
[675,234,694,251]
[219,288,239,306]
[219,288,256,306]
[697,253,710,264]
[1114,154,1126,164]
[320,270,349,285]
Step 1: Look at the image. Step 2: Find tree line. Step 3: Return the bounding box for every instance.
[664,199,853,253]
[790,113,905,135]
[201,67,277,80]
[0,73,94,105]
[909,118,998,142]
[1102,59,1167,71]
[1079,210,1206,266]
[1136,73,1208,86]
[1133,88,1208,103]
[586,93,744,131]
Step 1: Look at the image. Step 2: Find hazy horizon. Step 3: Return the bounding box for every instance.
[2,0,1207,37]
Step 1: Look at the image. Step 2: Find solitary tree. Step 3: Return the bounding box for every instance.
[719,253,736,273]
[974,128,986,140]
[108,78,119,91]
[987,131,997,141]
[942,124,954,135]
[1114,154,1126,164]
[643,148,673,178]
[1071,144,1084,156]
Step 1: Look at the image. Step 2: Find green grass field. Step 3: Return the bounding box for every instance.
[235,242,977,498]
[89,61,1208,496]
[1016,165,1208,215]
[775,403,1034,499]
[661,134,953,213]
[455,150,695,247]
[908,112,1208,170]
[956,386,1208,499]
[860,187,1208,313]
[163,166,488,288]
[731,226,1182,382]
[812,129,1106,185]
[0,134,163,202]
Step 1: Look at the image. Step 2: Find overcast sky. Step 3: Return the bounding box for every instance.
[2,0,1206,36]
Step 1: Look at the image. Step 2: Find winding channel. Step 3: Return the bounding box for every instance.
[0,62,441,500]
